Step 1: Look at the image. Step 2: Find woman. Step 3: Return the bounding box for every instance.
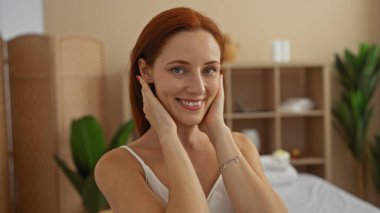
[95,7,287,213]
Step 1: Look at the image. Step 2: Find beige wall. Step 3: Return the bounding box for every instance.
[44,0,380,71]
[43,0,380,208]
[43,0,380,118]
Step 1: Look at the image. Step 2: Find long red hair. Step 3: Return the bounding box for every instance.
[129,7,225,135]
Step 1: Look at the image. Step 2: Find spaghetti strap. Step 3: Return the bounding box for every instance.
[120,145,147,168]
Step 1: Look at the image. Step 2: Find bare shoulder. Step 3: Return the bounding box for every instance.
[231,131,259,156]
[95,146,143,182]
[94,146,144,200]
[95,145,164,212]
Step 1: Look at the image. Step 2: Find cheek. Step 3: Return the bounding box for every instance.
[154,78,182,100]
[207,78,220,97]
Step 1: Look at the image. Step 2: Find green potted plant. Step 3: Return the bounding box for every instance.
[54,115,134,213]
[332,43,380,197]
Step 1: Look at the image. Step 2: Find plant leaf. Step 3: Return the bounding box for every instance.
[82,174,108,213]
[53,155,84,195]
[108,119,134,150]
[70,116,107,178]
[333,43,380,162]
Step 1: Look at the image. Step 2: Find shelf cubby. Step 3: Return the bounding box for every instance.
[223,62,331,180]
[231,118,276,155]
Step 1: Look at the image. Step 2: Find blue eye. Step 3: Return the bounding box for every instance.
[203,66,218,75]
[170,67,185,74]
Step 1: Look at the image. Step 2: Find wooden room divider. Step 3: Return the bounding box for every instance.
[7,34,108,213]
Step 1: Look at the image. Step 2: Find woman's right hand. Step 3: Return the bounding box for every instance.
[138,75,177,139]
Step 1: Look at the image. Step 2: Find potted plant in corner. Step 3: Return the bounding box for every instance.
[54,115,134,213]
[332,43,380,198]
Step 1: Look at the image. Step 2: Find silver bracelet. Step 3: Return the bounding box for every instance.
[219,154,244,173]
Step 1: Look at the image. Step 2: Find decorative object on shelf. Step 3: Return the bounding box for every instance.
[241,128,261,151]
[54,116,134,213]
[272,40,290,63]
[280,97,315,113]
[290,148,302,159]
[333,43,380,198]
[273,149,291,163]
[223,34,239,62]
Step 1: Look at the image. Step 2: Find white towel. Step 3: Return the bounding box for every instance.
[261,155,299,185]
[264,166,298,185]
[261,155,288,171]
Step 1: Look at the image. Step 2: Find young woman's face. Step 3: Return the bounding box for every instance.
[149,30,221,127]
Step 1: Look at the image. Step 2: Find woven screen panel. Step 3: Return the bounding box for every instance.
[0,36,11,213]
[8,34,108,213]
[8,35,59,213]
[55,36,107,213]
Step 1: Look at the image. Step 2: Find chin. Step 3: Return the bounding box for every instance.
[175,115,205,127]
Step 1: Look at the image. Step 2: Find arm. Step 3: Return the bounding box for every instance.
[200,75,288,213]
[211,127,287,213]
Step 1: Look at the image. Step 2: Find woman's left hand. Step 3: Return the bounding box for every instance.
[199,75,227,135]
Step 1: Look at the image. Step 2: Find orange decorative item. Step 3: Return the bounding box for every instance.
[223,34,239,62]
[290,148,301,159]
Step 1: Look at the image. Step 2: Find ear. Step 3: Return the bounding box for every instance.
[138,59,154,83]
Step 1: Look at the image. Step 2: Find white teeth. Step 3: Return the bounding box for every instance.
[180,100,202,107]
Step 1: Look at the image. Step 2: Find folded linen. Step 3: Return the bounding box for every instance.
[261,155,288,171]
[261,155,299,185]
[264,165,299,185]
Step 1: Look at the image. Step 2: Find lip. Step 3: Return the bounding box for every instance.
[176,98,204,111]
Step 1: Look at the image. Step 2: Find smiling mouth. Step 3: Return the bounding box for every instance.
[176,98,204,111]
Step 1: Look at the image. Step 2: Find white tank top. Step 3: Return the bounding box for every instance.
[121,146,235,213]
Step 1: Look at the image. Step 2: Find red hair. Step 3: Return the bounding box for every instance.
[129,7,225,135]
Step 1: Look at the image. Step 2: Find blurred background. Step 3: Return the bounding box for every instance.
[1,0,380,212]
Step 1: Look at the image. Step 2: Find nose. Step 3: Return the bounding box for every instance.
[186,71,206,95]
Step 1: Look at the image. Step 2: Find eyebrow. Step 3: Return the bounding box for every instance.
[166,60,220,65]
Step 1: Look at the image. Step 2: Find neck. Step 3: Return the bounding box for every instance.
[176,124,204,150]
[145,124,206,150]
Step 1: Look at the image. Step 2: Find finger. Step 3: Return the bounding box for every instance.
[220,74,224,96]
[137,75,151,114]
[220,74,224,89]
[137,75,162,114]
[137,75,156,98]
[216,75,225,112]
[137,75,149,91]
[216,74,225,101]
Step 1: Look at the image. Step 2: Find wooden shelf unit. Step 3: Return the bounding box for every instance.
[223,62,331,180]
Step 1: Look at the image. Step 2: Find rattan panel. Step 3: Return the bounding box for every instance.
[58,36,104,76]
[55,36,107,213]
[11,79,58,213]
[8,35,59,213]
[8,35,107,213]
